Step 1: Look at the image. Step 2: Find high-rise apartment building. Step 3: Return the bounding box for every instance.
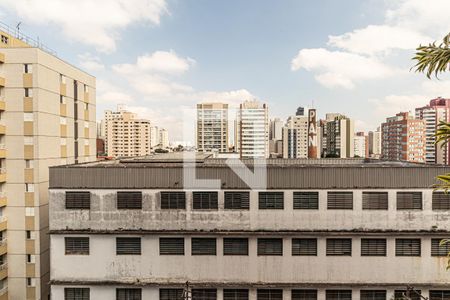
[282,114,308,158]
[323,114,354,158]
[381,112,425,163]
[269,118,283,157]
[101,108,151,157]
[415,97,450,165]
[368,128,382,158]
[196,103,228,152]
[354,132,368,158]
[0,24,96,300]
[49,155,450,299]
[235,100,269,158]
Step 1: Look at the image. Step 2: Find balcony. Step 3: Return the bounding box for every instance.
[0,53,4,63]
[0,287,7,300]
[0,144,6,158]
[60,83,66,96]
[0,193,6,208]
[60,103,67,116]
[0,239,6,255]
[23,97,33,112]
[0,124,5,135]
[84,91,89,103]
[0,263,7,280]
[24,168,33,183]
[0,169,6,183]
[23,73,32,88]
[0,217,6,231]
[0,98,5,111]
[24,145,34,159]
[0,77,4,87]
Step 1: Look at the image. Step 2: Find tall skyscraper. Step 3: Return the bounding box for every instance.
[0,25,96,299]
[101,108,151,157]
[323,114,355,158]
[196,103,228,152]
[282,114,308,158]
[381,112,425,163]
[269,118,283,141]
[415,97,450,164]
[354,132,368,158]
[368,128,382,158]
[235,100,269,158]
[159,128,169,149]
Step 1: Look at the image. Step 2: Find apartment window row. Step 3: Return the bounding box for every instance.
[64,288,449,300]
[64,237,450,257]
[64,191,450,211]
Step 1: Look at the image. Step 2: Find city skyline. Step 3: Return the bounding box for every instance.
[1,0,449,141]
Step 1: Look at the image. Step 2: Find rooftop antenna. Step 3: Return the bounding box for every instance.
[16,22,22,39]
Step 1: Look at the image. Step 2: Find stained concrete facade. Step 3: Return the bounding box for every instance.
[49,158,450,299]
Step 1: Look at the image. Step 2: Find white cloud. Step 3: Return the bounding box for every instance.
[0,0,168,52]
[291,48,398,89]
[77,53,105,72]
[96,79,134,105]
[197,89,256,107]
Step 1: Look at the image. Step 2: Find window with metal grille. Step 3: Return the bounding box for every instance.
[259,192,284,209]
[326,239,352,256]
[65,237,89,255]
[395,239,421,256]
[223,238,248,255]
[360,290,386,300]
[224,192,250,209]
[361,239,387,256]
[159,238,184,255]
[292,289,318,300]
[223,289,249,300]
[160,192,186,209]
[257,238,283,256]
[193,192,218,209]
[192,289,217,300]
[429,290,450,300]
[327,192,353,209]
[326,290,352,300]
[117,192,142,209]
[362,192,388,210]
[292,238,317,256]
[116,288,142,300]
[394,290,421,300]
[432,192,450,210]
[65,288,90,300]
[65,192,90,209]
[293,192,319,209]
[159,288,183,300]
[191,238,216,255]
[431,239,450,256]
[397,192,422,210]
[116,237,141,255]
[257,289,283,300]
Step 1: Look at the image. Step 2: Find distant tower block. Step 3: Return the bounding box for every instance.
[296,106,305,116]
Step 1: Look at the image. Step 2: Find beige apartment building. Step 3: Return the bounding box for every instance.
[0,24,96,299]
[101,108,151,157]
[196,103,229,153]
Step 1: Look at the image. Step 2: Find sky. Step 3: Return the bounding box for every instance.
[0,0,449,142]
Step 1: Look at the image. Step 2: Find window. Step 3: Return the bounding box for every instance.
[65,192,91,209]
[24,88,32,97]
[192,192,218,209]
[116,237,141,255]
[327,192,353,209]
[60,117,67,125]
[65,288,90,300]
[429,291,450,300]
[292,238,317,256]
[224,191,250,209]
[61,138,67,146]
[60,74,66,84]
[394,290,421,300]
[395,239,421,256]
[432,192,450,210]
[293,192,319,209]
[224,289,249,300]
[192,289,217,300]
[259,192,284,209]
[25,183,34,192]
[191,238,216,255]
[24,137,34,145]
[257,238,283,256]
[362,192,388,210]
[292,290,318,300]
[0,35,8,44]
[116,288,141,300]
[26,230,35,240]
[60,95,65,104]
[25,207,35,216]
[223,238,248,255]
[326,239,352,256]
[257,289,283,300]
[326,290,352,300]
[160,192,186,209]
[26,277,36,287]
[397,192,422,210]
[24,64,32,74]
[65,237,89,255]
[159,238,184,255]
[117,192,142,209]
[361,239,386,256]
[431,239,450,256]
[360,291,386,300]
[25,159,33,169]
[160,289,183,300]
[26,254,35,263]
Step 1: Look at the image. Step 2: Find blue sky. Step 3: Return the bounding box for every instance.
[1,0,449,141]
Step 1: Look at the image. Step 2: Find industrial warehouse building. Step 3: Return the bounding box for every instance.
[48,155,450,300]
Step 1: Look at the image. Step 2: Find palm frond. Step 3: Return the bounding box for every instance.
[412,33,450,79]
